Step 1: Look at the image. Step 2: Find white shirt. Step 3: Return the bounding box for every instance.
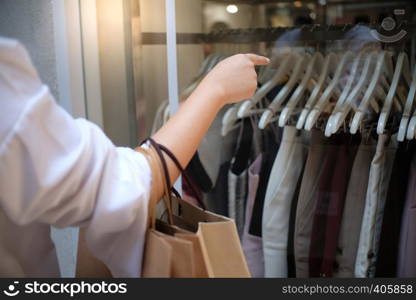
[0,38,152,277]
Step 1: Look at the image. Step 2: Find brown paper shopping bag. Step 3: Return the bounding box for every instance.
[171,196,250,278]
[149,140,251,278]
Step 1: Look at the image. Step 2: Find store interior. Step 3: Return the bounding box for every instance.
[1,0,416,278]
[134,0,416,140]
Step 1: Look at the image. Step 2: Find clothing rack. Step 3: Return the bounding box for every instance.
[203,0,409,6]
[145,0,416,279]
[141,23,416,45]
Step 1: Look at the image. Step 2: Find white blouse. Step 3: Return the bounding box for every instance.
[0,37,152,277]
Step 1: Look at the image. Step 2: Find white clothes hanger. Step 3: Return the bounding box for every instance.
[296,52,337,130]
[375,70,401,112]
[350,51,394,134]
[279,52,324,127]
[237,53,295,118]
[399,66,416,141]
[375,53,408,116]
[399,67,416,140]
[304,51,353,131]
[221,103,266,136]
[377,71,404,113]
[221,104,240,136]
[204,54,226,74]
[163,102,170,124]
[197,54,217,78]
[258,65,269,84]
[377,52,411,135]
[258,52,307,129]
[331,51,378,134]
[325,51,364,136]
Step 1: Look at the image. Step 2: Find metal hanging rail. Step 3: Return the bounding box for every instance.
[200,0,409,5]
[141,23,415,45]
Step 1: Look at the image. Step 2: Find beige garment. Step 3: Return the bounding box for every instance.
[294,130,328,278]
[334,136,376,277]
[242,155,263,277]
[263,126,309,278]
[354,134,397,278]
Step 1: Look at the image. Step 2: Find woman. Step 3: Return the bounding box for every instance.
[0,37,269,277]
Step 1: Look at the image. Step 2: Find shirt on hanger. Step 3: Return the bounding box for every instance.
[228,118,254,235]
[376,141,416,277]
[398,150,416,277]
[262,126,309,278]
[294,130,334,278]
[249,125,282,237]
[242,154,264,277]
[308,133,360,278]
[354,134,397,278]
[334,136,376,278]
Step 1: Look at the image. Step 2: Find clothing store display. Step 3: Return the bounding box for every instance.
[354,134,398,278]
[204,119,240,215]
[187,106,235,196]
[262,126,309,277]
[207,162,231,216]
[230,119,254,175]
[228,169,248,237]
[287,167,305,278]
[144,48,416,279]
[335,136,376,278]
[186,152,213,193]
[376,141,416,277]
[91,14,416,277]
[242,155,264,277]
[145,22,416,279]
[243,84,285,238]
[228,119,254,235]
[294,130,329,278]
[308,133,361,278]
[197,106,230,186]
[398,150,416,277]
[249,125,282,236]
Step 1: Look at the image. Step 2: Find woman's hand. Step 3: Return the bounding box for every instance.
[152,53,269,189]
[196,54,270,107]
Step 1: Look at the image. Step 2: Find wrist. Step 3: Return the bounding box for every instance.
[192,80,226,111]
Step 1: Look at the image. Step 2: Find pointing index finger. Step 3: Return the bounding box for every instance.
[245,54,270,66]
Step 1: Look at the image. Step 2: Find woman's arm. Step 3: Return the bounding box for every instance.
[152,54,269,186]
[0,40,268,276]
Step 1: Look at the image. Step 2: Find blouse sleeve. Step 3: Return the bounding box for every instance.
[0,38,152,277]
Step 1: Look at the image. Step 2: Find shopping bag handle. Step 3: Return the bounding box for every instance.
[141,138,206,210]
[135,145,173,228]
